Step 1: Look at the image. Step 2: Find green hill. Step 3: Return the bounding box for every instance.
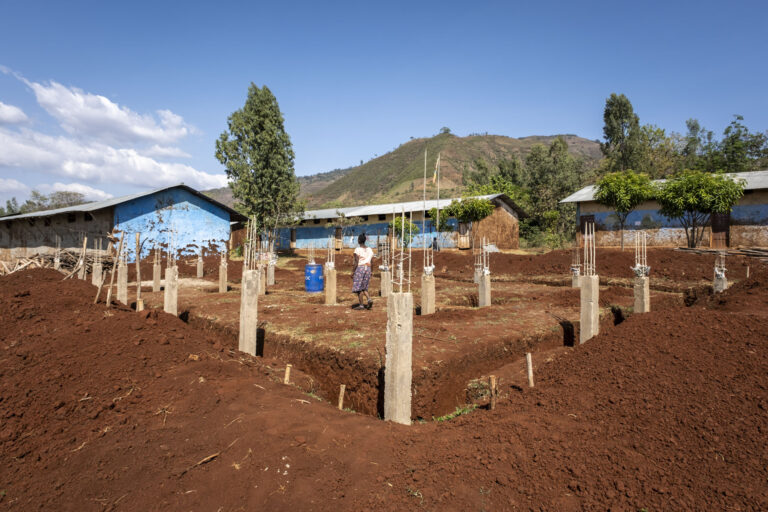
[205,133,602,209]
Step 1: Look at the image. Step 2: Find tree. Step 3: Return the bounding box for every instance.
[638,125,679,178]
[332,210,364,239]
[719,115,768,173]
[601,93,643,171]
[1,198,20,217]
[426,207,453,232]
[389,216,420,247]
[439,127,451,135]
[444,198,494,224]
[215,83,303,237]
[656,170,745,248]
[594,170,654,249]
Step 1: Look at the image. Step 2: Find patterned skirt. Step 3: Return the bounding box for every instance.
[352,265,372,293]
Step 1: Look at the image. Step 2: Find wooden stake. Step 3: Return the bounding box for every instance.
[283,364,292,384]
[489,375,497,410]
[135,232,142,301]
[526,352,534,388]
[338,384,346,410]
[78,235,88,279]
[105,232,124,307]
[747,266,750,279]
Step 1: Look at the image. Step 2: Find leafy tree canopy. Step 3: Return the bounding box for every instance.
[215,83,303,234]
[656,170,745,248]
[389,216,420,247]
[601,93,643,171]
[444,198,494,224]
[594,170,654,248]
[426,207,453,232]
[0,191,87,217]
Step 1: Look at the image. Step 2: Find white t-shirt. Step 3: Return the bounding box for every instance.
[354,246,373,265]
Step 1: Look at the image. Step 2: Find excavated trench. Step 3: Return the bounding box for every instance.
[182,307,629,420]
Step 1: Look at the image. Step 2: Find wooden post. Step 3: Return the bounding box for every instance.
[283,364,292,384]
[105,232,124,307]
[93,240,114,304]
[135,232,144,311]
[338,384,346,410]
[747,266,750,279]
[526,352,534,388]
[78,235,88,279]
[489,375,497,410]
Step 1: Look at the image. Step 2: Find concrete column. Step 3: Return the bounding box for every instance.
[572,272,581,288]
[197,256,204,278]
[163,266,179,316]
[473,266,482,284]
[152,264,162,292]
[633,276,650,313]
[478,273,491,308]
[239,269,258,356]
[259,266,266,295]
[713,274,728,293]
[384,292,413,425]
[380,270,392,298]
[420,273,435,315]
[325,266,337,305]
[117,263,128,305]
[219,262,228,293]
[78,263,86,280]
[91,262,102,287]
[579,275,600,344]
[267,262,276,286]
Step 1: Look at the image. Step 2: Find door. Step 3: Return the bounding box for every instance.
[710,213,730,248]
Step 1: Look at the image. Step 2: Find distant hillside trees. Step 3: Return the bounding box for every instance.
[0,191,88,217]
[216,83,304,236]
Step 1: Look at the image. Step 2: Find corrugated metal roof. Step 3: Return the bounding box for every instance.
[0,184,247,222]
[303,194,525,220]
[560,170,768,203]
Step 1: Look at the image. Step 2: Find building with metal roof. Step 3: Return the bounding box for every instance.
[0,184,247,261]
[278,193,526,250]
[560,170,768,248]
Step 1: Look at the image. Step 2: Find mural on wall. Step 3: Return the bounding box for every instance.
[114,188,231,260]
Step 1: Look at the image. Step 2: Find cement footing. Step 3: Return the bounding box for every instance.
[572,273,581,288]
[267,263,276,286]
[384,292,413,425]
[163,266,179,316]
[478,273,491,308]
[219,264,228,293]
[325,267,337,305]
[152,264,162,292]
[117,263,128,305]
[197,258,204,278]
[136,298,144,312]
[713,276,728,293]
[91,263,103,287]
[579,274,599,344]
[420,274,435,315]
[259,267,266,295]
[239,269,259,356]
[634,276,650,313]
[380,270,392,298]
[473,267,482,284]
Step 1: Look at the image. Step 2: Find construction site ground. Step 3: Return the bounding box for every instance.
[2,248,767,511]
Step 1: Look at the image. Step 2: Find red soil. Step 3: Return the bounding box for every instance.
[1,267,767,510]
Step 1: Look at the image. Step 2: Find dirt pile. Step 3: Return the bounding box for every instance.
[1,268,767,510]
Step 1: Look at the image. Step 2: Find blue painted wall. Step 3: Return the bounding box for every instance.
[588,203,768,232]
[114,188,231,261]
[277,219,459,250]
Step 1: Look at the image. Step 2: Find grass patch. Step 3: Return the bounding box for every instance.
[433,404,477,422]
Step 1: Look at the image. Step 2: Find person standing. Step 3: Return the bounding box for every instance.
[352,233,373,310]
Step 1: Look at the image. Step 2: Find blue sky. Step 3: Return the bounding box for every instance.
[1,0,766,203]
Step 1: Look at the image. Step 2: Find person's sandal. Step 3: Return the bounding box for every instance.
[353,304,366,310]
[365,300,373,310]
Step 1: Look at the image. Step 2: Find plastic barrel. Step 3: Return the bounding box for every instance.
[305,264,324,293]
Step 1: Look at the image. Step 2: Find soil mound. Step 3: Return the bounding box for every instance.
[706,265,768,312]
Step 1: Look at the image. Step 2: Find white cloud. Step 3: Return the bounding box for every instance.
[0,101,28,124]
[0,177,28,192]
[41,182,114,201]
[143,144,192,158]
[0,127,227,190]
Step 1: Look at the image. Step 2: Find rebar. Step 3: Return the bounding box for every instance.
[583,222,596,276]
[632,230,650,277]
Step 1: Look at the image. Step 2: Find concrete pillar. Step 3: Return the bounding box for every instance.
[384,292,413,425]
[163,266,179,316]
[633,276,650,313]
[713,274,728,293]
[473,266,482,284]
[380,270,392,298]
[478,273,491,308]
[78,263,86,280]
[91,262,102,287]
[325,266,337,305]
[420,274,435,315]
[136,299,144,312]
[267,262,276,286]
[152,264,162,292]
[197,256,204,278]
[219,262,227,293]
[579,275,600,344]
[572,271,581,288]
[259,266,266,295]
[117,263,128,305]
[239,269,258,356]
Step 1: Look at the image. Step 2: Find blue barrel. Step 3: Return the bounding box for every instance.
[304,264,324,293]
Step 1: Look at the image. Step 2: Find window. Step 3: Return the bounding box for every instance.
[313,219,320,224]
[378,214,386,221]
[84,212,93,222]
[361,215,369,221]
[44,218,51,227]
[327,218,333,223]
[67,213,76,223]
